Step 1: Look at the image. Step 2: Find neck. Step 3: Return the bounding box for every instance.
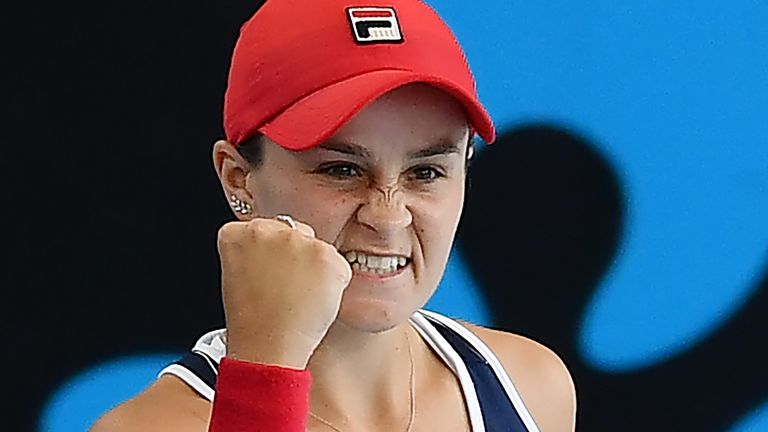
[307,320,416,428]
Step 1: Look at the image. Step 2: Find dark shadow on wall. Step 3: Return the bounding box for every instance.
[459,124,624,343]
[458,124,625,429]
[458,124,768,431]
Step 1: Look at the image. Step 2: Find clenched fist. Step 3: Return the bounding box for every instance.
[217,217,353,369]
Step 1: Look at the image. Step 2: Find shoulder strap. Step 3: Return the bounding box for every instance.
[418,310,540,432]
[157,329,225,401]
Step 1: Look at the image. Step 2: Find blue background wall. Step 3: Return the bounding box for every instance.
[7,1,766,430]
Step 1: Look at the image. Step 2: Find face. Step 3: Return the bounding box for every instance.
[230,83,470,333]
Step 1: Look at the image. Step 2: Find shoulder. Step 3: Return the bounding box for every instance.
[89,375,211,432]
[462,322,577,432]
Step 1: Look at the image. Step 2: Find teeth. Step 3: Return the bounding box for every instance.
[367,256,381,268]
[344,251,409,272]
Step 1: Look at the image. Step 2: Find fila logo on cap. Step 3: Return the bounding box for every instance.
[347,7,404,44]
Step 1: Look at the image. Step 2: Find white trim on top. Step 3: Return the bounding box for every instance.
[410,311,486,432]
[192,328,227,363]
[419,310,541,432]
[158,364,215,402]
[192,349,220,376]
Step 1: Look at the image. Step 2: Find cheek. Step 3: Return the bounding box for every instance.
[292,190,360,240]
[420,180,465,224]
[250,172,360,241]
[413,182,465,255]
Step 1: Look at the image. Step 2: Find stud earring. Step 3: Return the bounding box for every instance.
[229,195,252,215]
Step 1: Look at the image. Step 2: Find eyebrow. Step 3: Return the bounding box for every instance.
[317,138,463,160]
[407,139,462,159]
[317,141,372,159]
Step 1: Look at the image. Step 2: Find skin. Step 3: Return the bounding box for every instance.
[91,84,577,431]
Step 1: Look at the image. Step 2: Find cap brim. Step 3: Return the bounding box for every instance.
[259,69,495,151]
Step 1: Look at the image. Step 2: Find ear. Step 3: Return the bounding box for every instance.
[212,140,255,220]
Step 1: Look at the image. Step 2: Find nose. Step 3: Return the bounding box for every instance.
[356,185,413,234]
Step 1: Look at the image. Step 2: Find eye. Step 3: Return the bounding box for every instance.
[317,163,362,179]
[410,166,445,182]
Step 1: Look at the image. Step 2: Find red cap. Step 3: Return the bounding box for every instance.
[223,0,496,150]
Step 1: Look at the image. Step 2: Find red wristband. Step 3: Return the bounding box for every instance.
[209,357,312,432]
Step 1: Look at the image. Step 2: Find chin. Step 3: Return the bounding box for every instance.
[335,296,418,334]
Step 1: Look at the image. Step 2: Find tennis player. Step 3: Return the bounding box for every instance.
[92,0,576,431]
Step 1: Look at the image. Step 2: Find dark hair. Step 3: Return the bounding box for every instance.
[236,134,265,168]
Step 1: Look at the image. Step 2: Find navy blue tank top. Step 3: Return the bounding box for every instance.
[158,310,539,431]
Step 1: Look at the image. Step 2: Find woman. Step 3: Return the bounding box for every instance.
[92,0,576,431]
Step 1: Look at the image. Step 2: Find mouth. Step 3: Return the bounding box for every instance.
[342,250,412,277]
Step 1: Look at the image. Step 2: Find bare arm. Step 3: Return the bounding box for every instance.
[89,375,211,432]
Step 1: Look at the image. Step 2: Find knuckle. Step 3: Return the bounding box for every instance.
[339,260,353,281]
[217,222,242,245]
[315,241,338,258]
[298,223,316,237]
[246,218,267,230]
[302,241,324,260]
[247,218,274,237]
